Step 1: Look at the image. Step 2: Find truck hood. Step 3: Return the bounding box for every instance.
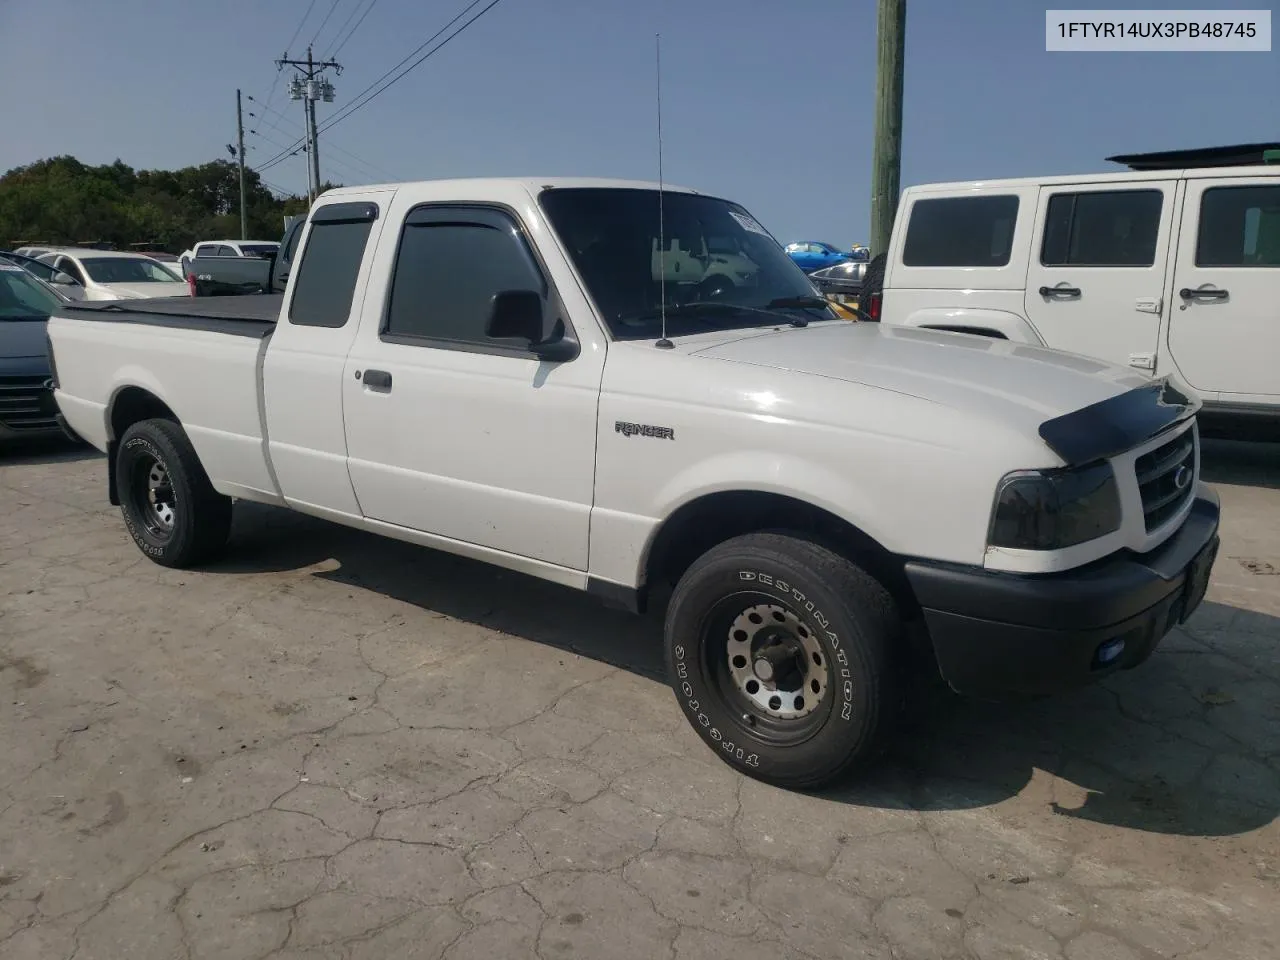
[689,323,1168,457]
[0,317,49,361]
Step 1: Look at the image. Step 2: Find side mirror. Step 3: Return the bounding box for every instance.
[52,272,80,286]
[486,289,543,340]
[486,289,579,362]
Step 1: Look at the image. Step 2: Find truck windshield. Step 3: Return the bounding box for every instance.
[82,258,182,283]
[0,265,62,319]
[538,187,831,340]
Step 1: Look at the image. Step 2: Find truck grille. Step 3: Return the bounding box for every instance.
[1134,427,1196,532]
[0,375,59,433]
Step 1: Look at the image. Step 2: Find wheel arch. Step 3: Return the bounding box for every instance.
[105,385,181,506]
[637,489,918,619]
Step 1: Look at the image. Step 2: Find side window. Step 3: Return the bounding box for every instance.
[383,206,546,352]
[1196,185,1280,267]
[281,221,303,265]
[215,245,236,257]
[194,244,214,258]
[901,195,1019,267]
[1041,190,1163,267]
[288,202,378,328]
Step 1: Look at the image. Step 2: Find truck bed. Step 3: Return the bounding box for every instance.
[62,294,282,338]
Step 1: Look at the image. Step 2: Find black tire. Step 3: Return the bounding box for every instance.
[115,418,232,568]
[664,532,900,790]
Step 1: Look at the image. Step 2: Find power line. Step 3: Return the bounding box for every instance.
[284,0,318,54]
[314,0,505,139]
[330,0,380,56]
[248,127,383,184]
[259,0,487,168]
[246,94,397,180]
[310,0,344,48]
[258,0,505,172]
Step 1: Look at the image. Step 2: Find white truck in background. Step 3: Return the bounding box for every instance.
[872,148,1280,439]
[47,177,1220,789]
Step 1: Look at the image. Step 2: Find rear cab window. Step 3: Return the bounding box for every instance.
[288,201,380,328]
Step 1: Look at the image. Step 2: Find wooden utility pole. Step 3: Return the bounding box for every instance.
[870,0,906,257]
[236,89,247,240]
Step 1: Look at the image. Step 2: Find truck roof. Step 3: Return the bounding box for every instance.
[902,164,1278,195]
[318,176,704,198]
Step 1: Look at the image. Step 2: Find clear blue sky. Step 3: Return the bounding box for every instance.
[0,0,1274,245]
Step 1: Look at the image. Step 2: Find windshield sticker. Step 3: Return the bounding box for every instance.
[728,210,769,237]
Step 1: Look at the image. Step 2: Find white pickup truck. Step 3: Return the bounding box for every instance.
[48,177,1221,789]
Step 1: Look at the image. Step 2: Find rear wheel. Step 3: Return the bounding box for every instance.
[664,532,901,789]
[116,418,232,567]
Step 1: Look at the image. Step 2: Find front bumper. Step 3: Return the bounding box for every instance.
[905,488,1221,698]
[0,373,64,441]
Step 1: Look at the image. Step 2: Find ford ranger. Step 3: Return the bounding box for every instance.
[47,178,1221,789]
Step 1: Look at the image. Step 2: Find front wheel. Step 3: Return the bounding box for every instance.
[116,418,232,567]
[664,532,901,789]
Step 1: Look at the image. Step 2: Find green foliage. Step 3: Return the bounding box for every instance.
[0,156,336,252]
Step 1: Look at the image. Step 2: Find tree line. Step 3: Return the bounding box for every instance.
[0,156,337,253]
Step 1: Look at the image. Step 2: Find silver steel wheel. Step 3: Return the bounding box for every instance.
[727,603,829,720]
[146,461,175,530]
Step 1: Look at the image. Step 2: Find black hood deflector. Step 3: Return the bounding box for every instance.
[1039,377,1199,466]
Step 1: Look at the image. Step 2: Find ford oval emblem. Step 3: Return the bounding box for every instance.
[1173,465,1191,490]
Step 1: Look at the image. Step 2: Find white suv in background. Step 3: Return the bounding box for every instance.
[875,153,1280,438]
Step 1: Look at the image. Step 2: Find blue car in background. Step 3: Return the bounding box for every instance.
[783,241,852,274]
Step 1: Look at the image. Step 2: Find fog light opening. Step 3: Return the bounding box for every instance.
[1093,637,1126,668]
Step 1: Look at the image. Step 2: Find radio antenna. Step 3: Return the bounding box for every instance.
[654,32,673,349]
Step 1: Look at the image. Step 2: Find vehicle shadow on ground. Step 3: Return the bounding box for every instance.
[213,500,1278,840]
[1201,438,1280,489]
[0,437,101,467]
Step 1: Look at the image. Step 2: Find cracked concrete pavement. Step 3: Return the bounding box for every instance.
[0,437,1277,959]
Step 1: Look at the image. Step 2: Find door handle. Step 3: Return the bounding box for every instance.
[1038,285,1081,299]
[360,369,392,391]
[1179,286,1228,301]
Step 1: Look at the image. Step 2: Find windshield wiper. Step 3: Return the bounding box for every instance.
[627,300,815,330]
[767,295,830,309]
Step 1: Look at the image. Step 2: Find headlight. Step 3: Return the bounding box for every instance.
[987,462,1122,550]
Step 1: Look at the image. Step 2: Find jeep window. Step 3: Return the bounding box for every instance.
[902,195,1019,267]
[1041,190,1163,267]
[1196,185,1280,267]
[539,187,828,340]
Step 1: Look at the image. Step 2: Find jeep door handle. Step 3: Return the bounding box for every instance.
[1038,285,1081,299]
[360,369,392,391]
[1179,286,1228,301]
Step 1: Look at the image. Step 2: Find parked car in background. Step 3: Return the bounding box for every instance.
[186,218,305,296]
[0,259,75,441]
[875,144,1280,439]
[138,251,183,267]
[784,240,851,274]
[37,250,187,301]
[809,259,867,300]
[1,250,60,283]
[178,239,280,278]
[12,245,61,259]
